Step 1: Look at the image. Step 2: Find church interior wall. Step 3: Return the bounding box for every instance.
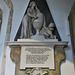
[47,0,75,75]
[0,0,75,75]
[10,0,30,41]
[0,0,9,71]
[68,1,75,69]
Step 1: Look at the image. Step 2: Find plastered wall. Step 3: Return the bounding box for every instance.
[0,0,75,75]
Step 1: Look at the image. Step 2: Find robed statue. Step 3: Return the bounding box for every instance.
[20,1,40,38]
[20,1,55,39]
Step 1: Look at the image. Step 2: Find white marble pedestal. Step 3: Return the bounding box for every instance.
[8,39,68,75]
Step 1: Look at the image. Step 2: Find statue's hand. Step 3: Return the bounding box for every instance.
[34,16,38,19]
[43,25,46,28]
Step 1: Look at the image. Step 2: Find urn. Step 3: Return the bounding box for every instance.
[33,12,44,35]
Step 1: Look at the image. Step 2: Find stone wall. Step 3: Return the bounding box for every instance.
[68,1,75,66]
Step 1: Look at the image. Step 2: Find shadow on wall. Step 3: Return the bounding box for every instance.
[0,8,2,31]
[68,1,75,67]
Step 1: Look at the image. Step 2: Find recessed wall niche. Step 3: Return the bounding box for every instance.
[15,0,61,41]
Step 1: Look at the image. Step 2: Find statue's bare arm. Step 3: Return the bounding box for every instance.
[27,8,36,18]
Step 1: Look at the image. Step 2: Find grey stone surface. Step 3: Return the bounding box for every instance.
[20,1,40,39]
[20,1,55,40]
[8,39,68,75]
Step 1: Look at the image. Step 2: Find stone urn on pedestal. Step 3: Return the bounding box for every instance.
[31,12,45,40]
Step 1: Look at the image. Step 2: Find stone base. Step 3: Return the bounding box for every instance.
[31,35,45,40]
[17,39,58,42]
[8,39,68,75]
[10,46,65,75]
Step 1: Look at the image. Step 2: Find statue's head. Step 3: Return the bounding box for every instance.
[29,1,36,7]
